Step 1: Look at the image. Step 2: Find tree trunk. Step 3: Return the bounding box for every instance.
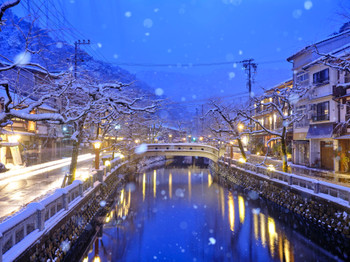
[281,127,288,172]
[237,137,247,161]
[68,119,85,184]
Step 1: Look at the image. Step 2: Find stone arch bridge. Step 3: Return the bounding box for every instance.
[135,143,225,162]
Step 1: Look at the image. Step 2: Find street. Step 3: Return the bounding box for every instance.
[0,154,94,220]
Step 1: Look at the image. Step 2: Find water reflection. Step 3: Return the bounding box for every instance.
[84,168,339,262]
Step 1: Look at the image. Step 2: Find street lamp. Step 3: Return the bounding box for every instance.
[168,134,172,142]
[93,140,101,170]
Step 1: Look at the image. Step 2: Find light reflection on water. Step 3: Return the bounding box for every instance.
[85,167,339,262]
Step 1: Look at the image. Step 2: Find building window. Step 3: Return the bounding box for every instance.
[313,68,329,86]
[296,71,309,86]
[345,71,350,83]
[295,105,308,127]
[313,101,329,121]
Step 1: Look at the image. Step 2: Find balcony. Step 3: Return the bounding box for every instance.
[312,114,329,122]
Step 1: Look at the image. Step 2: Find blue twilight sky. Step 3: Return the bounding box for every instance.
[11,0,350,102]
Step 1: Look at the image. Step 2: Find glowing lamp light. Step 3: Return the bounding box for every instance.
[135,139,140,144]
[93,141,101,149]
[242,136,248,145]
[94,257,101,262]
[238,124,244,131]
[267,164,275,171]
[105,160,111,166]
[169,134,172,138]
[238,157,246,163]
[9,135,21,143]
[257,152,260,156]
[199,136,204,141]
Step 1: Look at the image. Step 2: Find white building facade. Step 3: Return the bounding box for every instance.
[288,28,350,171]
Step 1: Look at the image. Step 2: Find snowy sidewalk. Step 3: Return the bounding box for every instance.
[231,152,350,187]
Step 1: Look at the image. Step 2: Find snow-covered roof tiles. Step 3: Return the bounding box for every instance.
[302,43,350,70]
[287,29,350,62]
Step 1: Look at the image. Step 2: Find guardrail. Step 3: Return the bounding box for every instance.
[0,157,125,262]
[221,157,350,207]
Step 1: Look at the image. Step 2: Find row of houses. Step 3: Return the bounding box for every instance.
[0,66,72,167]
[254,23,350,173]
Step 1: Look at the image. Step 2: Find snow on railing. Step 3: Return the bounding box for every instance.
[0,157,126,262]
[221,156,350,207]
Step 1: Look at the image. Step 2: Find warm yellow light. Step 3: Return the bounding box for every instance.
[119,154,124,159]
[238,196,245,223]
[267,164,275,171]
[238,124,244,131]
[199,136,204,141]
[135,139,140,143]
[182,138,186,141]
[8,135,20,143]
[230,141,234,145]
[77,171,90,181]
[93,141,101,149]
[94,257,101,262]
[228,192,235,232]
[117,137,124,141]
[238,157,246,163]
[257,152,260,156]
[105,160,111,166]
[188,135,191,138]
[242,136,248,145]
[105,216,111,223]
[169,134,172,138]
[82,257,88,262]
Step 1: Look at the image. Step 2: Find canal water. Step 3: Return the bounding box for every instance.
[84,167,340,262]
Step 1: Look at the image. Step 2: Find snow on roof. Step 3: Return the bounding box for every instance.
[302,43,350,70]
[0,86,58,112]
[287,29,350,62]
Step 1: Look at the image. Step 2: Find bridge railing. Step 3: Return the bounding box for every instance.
[145,143,220,160]
[222,157,350,206]
[0,157,125,262]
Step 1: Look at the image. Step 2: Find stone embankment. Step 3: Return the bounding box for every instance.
[213,160,350,256]
[16,165,127,262]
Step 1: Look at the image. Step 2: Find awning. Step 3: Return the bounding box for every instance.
[306,123,334,139]
[334,134,350,140]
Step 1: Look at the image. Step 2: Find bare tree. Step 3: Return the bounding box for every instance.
[0,0,21,26]
[206,100,248,161]
[239,85,308,172]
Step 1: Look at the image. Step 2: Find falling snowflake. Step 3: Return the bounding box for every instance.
[208,237,216,245]
[125,11,132,17]
[60,240,70,252]
[155,88,164,96]
[293,9,302,19]
[100,200,106,207]
[14,52,31,66]
[143,18,153,28]
[56,42,63,48]
[126,182,136,192]
[304,1,313,10]
[135,143,148,154]
[228,72,236,79]
[97,43,102,48]
[113,54,119,59]
[238,50,243,55]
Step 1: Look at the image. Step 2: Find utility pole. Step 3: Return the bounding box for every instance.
[74,39,90,78]
[242,59,257,101]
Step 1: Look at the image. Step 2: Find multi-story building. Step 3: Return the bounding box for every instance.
[287,26,350,171]
[252,79,293,156]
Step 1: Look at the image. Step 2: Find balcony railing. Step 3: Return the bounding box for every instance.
[312,114,329,122]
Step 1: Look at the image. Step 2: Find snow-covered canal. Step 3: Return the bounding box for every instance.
[84,167,340,261]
